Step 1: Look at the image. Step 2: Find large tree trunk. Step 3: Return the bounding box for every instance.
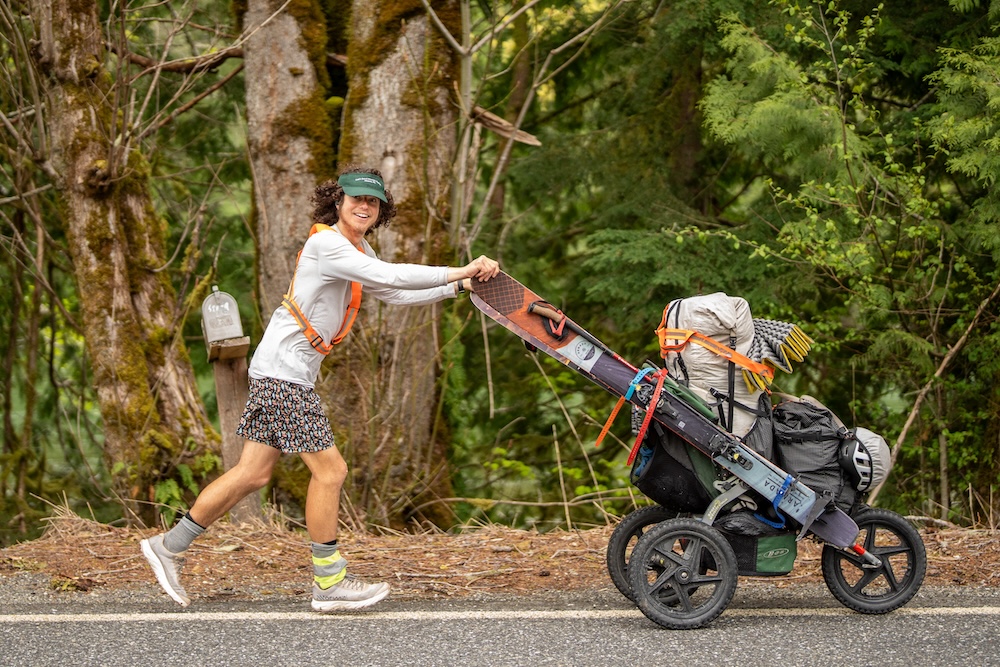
[240,0,337,516]
[328,0,460,528]
[30,0,216,526]
[243,0,336,318]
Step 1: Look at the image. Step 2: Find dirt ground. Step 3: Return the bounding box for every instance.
[1,511,998,601]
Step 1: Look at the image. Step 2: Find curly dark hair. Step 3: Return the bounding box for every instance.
[310,164,397,235]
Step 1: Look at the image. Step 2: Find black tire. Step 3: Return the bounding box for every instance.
[822,508,926,614]
[606,505,677,601]
[627,518,738,629]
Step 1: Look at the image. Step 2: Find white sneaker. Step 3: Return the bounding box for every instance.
[311,574,389,612]
[140,534,190,607]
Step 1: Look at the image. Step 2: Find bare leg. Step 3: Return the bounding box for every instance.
[189,440,280,527]
[299,446,348,543]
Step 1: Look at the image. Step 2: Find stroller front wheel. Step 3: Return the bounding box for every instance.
[628,518,738,629]
[821,508,926,614]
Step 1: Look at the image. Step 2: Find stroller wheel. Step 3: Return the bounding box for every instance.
[628,518,738,630]
[606,505,678,601]
[822,508,926,614]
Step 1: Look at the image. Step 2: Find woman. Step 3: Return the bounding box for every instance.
[141,165,499,611]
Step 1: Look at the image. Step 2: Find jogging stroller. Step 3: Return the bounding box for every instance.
[604,294,927,630]
[468,274,927,631]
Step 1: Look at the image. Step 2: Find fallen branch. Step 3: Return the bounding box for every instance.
[904,515,962,529]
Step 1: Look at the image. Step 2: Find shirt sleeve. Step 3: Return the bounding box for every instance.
[368,283,457,306]
[314,232,449,290]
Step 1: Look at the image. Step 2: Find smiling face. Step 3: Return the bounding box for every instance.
[337,194,382,243]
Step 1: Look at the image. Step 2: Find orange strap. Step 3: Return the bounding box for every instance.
[594,396,627,449]
[282,224,363,356]
[655,327,774,383]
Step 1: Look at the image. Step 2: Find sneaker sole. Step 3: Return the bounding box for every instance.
[140,539,191,607]
[311,585,390,612]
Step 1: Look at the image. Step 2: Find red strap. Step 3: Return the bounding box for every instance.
[627,369,668,465]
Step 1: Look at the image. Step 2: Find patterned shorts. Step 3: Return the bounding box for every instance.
[236,377,336,454]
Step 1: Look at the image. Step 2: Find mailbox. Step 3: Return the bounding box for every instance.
[202,286,249,361]
[201,285,244,342]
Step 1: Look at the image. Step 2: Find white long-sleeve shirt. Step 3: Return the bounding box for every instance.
[249,227,454,387]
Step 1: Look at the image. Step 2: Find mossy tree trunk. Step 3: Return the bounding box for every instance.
[327,0,460,528]
[244,0,336,318]
[240,0,338,514]
[29,0,217,526]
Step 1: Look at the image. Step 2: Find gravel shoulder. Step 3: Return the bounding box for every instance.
[1,514,997,609]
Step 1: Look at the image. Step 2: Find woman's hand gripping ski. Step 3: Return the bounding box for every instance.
[465,255,500,288]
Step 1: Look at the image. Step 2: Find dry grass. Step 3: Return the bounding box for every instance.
[2,508,998,600]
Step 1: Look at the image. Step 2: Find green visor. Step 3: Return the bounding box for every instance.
[338,173,387,202]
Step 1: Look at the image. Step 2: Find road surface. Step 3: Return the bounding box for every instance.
[2,574,997,666]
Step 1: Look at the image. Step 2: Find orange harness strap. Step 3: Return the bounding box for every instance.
[655,327,774,383]
[282,224,363,356]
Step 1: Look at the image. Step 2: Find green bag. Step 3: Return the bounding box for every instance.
[715,510,798,576]
[722,531,797,576]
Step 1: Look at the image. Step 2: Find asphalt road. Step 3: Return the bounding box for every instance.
[1,577,998,667]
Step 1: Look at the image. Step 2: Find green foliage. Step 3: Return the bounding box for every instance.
[697,0,1000,518]
[0,0,255,543]
[454,0,1000,527]
[5,0,1000,538]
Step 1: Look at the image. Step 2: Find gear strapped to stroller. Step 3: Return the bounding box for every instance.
[607,293,923,629]
[470,275,926,630]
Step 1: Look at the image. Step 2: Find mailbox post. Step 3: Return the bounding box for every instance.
[201,286,260,523]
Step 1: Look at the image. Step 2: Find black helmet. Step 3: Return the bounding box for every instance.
[839,434,875,492]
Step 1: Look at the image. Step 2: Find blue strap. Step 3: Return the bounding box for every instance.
[625,367,655,400]
[754,474,794,530]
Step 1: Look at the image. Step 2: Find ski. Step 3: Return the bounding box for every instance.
[471,272,859,548]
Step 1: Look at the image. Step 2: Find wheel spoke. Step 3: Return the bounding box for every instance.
[838,550,865,568]
[877,558,901,591]
[673,583,694,612]
[691,570,724,585]
[653,544,687,571]
[873,543,911,558]
[850,567,882,594]
[681,536,703,563]
[647,569,679,597]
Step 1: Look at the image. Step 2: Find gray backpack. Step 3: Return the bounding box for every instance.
[772,399,893,512]
[772,400,852,511]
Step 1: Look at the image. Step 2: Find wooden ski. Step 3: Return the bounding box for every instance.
[471,272,859,548]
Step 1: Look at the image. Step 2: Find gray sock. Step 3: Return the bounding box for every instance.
[162,513,205,553]
[311,541,346,588]
[311,541,339,559]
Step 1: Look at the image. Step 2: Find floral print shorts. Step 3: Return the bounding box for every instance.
[236,377,336,454]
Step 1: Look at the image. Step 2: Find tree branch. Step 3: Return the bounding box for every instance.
[137,63,244,141]
[868,278,1000,505]
[109,43,244,74]
[113,45,348,75]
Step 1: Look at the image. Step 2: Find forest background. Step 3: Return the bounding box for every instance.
[2,0,1000,548]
